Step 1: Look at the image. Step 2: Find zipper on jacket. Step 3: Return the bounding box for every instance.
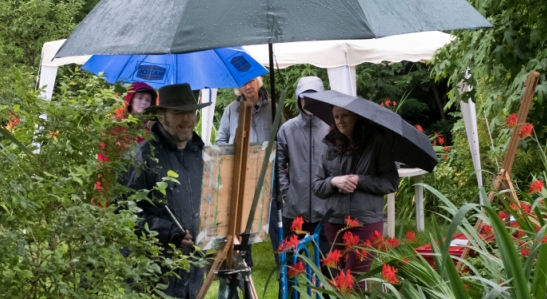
[309,118,312,222]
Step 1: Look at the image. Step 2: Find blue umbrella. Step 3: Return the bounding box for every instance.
[82,47,268,89]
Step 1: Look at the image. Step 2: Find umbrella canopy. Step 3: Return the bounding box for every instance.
[55,0,491,58]
[303,90,438,172]
[82,47,268,89]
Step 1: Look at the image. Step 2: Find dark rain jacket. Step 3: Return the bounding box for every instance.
[312,127,399,225]
[124,122,204,299]
[277,79,330,223]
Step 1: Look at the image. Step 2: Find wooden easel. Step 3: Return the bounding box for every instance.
[197,100,258,299]
[455,71,540,272]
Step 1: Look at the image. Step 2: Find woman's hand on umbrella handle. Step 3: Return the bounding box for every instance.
[331,175,357,193]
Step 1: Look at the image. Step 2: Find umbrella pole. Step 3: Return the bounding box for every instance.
[268,43,289,299]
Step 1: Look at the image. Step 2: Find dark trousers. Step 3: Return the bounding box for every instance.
[324,221,384,291]
[268,198,280,263]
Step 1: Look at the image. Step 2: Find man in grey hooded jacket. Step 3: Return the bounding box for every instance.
[277,76,330,259]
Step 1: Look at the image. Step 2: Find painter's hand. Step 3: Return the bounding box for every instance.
[180,230,194,248]
[331,175,357,194]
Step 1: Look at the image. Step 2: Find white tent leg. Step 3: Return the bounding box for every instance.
[200,88,218,146]
[327,66,356,96]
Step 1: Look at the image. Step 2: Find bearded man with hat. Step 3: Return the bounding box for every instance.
[123,83,210,299]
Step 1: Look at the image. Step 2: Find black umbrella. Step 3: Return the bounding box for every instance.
[303,90,438,173]
[54,0,491,58]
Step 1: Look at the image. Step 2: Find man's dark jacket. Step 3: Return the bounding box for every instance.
[125,122,204,299]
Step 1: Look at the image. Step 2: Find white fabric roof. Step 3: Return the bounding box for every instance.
[243,31,453,68]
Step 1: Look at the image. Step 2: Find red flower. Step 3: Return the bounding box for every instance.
[385,237,400,248]
[438,137,445,145]
[288,261,305,278]
[498,211,507,221]
[481,225,493,235]
[382,264,400,284]
[521,247,530,257]
[345,216,360,228]
[359,239,372,249]
[404,231,417,243]
[9,118,19,127]
[278,235,300,252]
[99,142,107,150]
[415,125,423,132]
[506,113,518,127]
[385,99,391,107]
[342,231,360,251]
[519,123,534,139]
[529,180,544,194]
[115,106,125,120]
[380,102,385,107]
[514,230,526,239]
[370,230,384,246]
[97,152,109,162]
[95,181,104,191]
[322,249,343,268]
[393,101,397,107]
[443,154,448,160]
[520,202,532,214]
[443,146,449,152]
[331,270,355,294]
[291,216,305,234]
[355,248,368,261]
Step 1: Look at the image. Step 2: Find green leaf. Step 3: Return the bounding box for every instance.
[483,205,532,299]
[532,244,547,298]
[167,170,179,178]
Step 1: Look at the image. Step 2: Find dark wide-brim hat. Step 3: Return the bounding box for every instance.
[144,83,211,113]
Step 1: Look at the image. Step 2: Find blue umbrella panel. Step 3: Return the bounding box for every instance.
[82,47,268,90]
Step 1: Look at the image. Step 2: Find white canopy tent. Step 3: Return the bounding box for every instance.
[38,31,454,145]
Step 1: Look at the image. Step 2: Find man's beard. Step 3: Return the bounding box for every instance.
[163,118,193,144]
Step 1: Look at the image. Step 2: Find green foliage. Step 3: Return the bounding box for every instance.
[0,0,90,67]
[431,0,547,193]
[0,69,195,298]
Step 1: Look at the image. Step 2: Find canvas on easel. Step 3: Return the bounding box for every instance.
[196,143,274,250]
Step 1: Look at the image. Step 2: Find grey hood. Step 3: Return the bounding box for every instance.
[295,76,324,117]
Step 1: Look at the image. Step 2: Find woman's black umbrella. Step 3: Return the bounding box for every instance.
[304,90,438,173]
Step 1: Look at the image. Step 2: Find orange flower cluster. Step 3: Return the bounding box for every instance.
[505,113,518,127]
[380,99,397,108]
[345,216,360,228]
[528,180,544,194]
[342,231,360,251]
[321,249,342,268]
[415,124,424,132]
[6,112,20,131]
[278,235,300,252]
[404,231,417,243]
[290,216,306,234]
[288,261,305,278]
[432,132,445,146]
[330,269,355,294]
[519,123,534,139]
[382,264,399,284]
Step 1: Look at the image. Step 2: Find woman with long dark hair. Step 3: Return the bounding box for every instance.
[312,105,399,291]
